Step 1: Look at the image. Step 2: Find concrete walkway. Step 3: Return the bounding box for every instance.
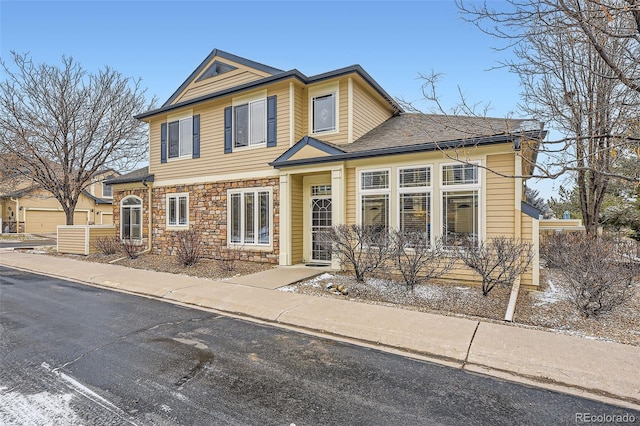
[1,251,639,411]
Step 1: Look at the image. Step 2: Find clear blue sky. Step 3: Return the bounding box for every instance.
[0,0,559,199]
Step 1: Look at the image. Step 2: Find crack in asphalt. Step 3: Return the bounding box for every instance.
[462,321,480,369]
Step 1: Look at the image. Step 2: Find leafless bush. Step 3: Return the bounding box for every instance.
[541,233,637,317]
[456,236,534,296]
[392,231,455,291]
[176,230,202,266]
[321,224,392,282]
[120,237,139,259]
[92,235,120,255]
[214,245,244,274]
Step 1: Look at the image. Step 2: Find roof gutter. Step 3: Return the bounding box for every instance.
[135,66,402,120]
[271,130,543,169]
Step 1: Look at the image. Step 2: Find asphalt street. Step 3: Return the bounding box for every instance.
[1,266,638,425]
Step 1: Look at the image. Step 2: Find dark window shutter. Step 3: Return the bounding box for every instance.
[192,114,200,159]
[224,106,232,154]
[160,122,167,163]
[267,95,277,147]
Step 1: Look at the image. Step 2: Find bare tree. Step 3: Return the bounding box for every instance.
[541,233,637,317]
[456,236,534,296]
[391,231,455,291]
[322,224,393,282]
[403,1,640,234]
[0,52,154,225]
[458,0,640,95]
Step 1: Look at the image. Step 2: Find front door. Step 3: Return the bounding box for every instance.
[310,185,332,263]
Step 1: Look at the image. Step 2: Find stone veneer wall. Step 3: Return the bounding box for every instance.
[151,177,280,264]
[112,188,151,249]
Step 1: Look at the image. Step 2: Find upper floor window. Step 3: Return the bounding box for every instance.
[167,193,189,227]
[313,93,336,133]
[169,117,193,159]
[160,113,200,163]
[102,182,113,198]
[234,98,266,148]
[224,95,277,153]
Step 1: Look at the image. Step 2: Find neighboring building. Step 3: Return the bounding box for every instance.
[109,49,544,287]
[0,170,118,233]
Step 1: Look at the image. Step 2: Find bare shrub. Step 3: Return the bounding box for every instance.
[92,235,120,255]
[214,245,244,274]
[321,224,392,282]
[392,231,455,291]
[176,230,202,266]
[456,236,534,296]
[120,237,139,259]
[541,233,637,317]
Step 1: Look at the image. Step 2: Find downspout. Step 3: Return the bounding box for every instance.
[138,178,153,255]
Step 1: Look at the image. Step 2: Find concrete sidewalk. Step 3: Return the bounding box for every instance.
[1,251,639,410]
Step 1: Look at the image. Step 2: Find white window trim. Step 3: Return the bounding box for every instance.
[357,168,391,227]
[102,182,113,199]
[166,192,189,228]
[397,165,432,241]
[309,81,339,136]
[439,161,482,247]
[166,110,193,161]
[120,195,143,241]
[227,186,273,248]
[232,90,268,152]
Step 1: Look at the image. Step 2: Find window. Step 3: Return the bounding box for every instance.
[398,166,431,240]
[441,163,480,246]
[102,182,112,198]
[313,93,336,133]
[229,188,271,245]
[167,193,189,227]
[168,117,193,159]
[234,99,266,148]
[359,170,390,232]
[121,196,142,240]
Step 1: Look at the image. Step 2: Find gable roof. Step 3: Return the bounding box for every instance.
[104,166,154,185]
[162,49,285,108]
[136,57,402,120]
[271,113,545,168]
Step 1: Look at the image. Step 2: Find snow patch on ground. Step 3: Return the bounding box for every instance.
[277,285,297,292]
[414,285,444,300]
[0,389,80,426]
[535,279,567,305]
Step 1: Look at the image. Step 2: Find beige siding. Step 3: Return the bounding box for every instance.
[88,226,117,254]
[172,56,273,105]
[485,153,516,238]
[290,175,304,263]
[151,83,292,182]
[520,212,534,287]
[293,84,305,143]
[345,167,356,224]
[57,227,87,254]
[303,78,350,145]
[288,145,331,161]
[352,80,393,141]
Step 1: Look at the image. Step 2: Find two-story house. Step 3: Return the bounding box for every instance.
[109,49,544,288]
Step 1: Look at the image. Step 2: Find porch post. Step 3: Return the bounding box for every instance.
[331,167,345,270]
[279,173,291,266]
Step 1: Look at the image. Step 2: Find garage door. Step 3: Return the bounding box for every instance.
[25,210,88,233]
[100,213,113,225]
